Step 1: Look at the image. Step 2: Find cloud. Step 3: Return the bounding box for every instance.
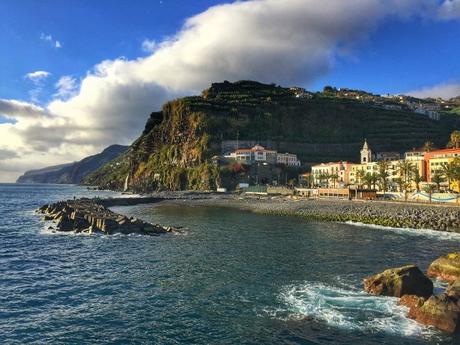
[438,0,460,19]
[406,82,460,99]
[24,70,51,102]
[141,39,157,53]
[25,71,51,84]
[0,99,50,119]
[54,76,78,99]
[1,0,459,182]
[0,148,18,160]
[40,32,62,48]
[40,33,53,42]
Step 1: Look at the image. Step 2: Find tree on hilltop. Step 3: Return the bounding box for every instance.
[447,130,460,149]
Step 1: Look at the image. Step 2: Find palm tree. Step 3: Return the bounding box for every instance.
[431,173,444,192]
[396,160,414,192]
[329,173,339,188]
[356,169,366,188]
[423,184,436,203]
[423,141,435,152]
[411,167,423,192]
[441,162,456,190]
[447,130,460,149]
[364,172,378,190]
[318,172,329,187]
[377,161,391,192]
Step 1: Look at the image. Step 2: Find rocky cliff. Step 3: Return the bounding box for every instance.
[17,145,128,184]
[84,80,460,192]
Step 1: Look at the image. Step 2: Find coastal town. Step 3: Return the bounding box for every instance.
[219,131,460,204]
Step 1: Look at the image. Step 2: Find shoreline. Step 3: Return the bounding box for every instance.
[127,193,460,233]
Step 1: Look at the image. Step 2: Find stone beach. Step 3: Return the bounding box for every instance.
[186,195,460,233]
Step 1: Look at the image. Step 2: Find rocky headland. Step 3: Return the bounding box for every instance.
[364,253,460,334]
[37,198,178,236]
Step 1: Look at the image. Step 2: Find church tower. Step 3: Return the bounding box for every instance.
[360,139,372,164]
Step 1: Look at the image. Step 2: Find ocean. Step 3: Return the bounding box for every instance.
[1,183,459,344]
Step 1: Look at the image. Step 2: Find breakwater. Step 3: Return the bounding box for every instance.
[190,197,460,233]
[37,197,178,235]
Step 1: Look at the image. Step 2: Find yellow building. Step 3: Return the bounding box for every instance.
[425,148,460,192]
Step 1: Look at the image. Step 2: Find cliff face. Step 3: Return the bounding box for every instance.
[17,145,128,184]
[84,80,460,192]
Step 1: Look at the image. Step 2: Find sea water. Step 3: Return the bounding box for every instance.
[1,184,459,344]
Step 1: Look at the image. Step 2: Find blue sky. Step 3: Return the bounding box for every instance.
[0,0,459,182]
[1,0,459,105]
[0,0,224,102]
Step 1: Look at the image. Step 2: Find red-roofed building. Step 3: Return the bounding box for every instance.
[224,145,300,166]
[424,148,460,190]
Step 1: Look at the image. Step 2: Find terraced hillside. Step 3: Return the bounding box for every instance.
[84,81,460,192]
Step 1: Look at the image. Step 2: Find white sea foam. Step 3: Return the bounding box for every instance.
[275,281,438,338]
[342,221,460,241]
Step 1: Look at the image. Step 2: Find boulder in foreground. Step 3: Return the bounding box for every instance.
[427,253,460,283]
[364,265,433,298]
[408,291,460,334]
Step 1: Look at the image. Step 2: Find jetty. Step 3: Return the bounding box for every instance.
[37,197,177,235]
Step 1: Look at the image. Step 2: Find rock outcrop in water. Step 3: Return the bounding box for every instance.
[37,199,177,235]
[427,253,460,283]
[363,265,433,298]
[408,287,460,334]
[365,255,460,334]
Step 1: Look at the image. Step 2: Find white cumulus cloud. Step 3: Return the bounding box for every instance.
[24,71,51,84]
[141,39,157,53]
[407,82,460,99]
[40,32,62,48]
[438,0,460,19]
[54,76,78,99]
[0,0,459,182]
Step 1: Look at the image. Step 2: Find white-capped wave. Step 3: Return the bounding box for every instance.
[276,281,438,338]
[342,221,460,241]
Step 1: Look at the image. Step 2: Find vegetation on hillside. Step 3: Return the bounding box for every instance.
[84,81,460,192]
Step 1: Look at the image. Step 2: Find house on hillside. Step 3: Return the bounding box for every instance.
[224,145,300,167]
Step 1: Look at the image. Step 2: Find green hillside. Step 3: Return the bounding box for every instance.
[84,81,460,192]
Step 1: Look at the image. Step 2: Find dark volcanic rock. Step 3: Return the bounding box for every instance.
[37,198,176,236]
[364,265,433,298]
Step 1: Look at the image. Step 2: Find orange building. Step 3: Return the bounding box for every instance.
[424,148,460,183]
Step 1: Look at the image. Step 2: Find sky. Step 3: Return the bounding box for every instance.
[0,0,459,182]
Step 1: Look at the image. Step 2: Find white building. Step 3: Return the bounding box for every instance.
[276,153,301,166]
[360,139,372,164]
[414,107,440,121]
[225,145,277,164]
[225,145,300,166]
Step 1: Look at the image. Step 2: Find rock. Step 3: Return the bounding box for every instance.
[428,253,460,283]
[38,198,174,236]
[364,265,433,298]
[408,293,460,334]
[447,279,460,297]
[56,214,74,232]
[399,295,426,309]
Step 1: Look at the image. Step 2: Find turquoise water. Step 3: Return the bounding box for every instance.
[1,184,459,344]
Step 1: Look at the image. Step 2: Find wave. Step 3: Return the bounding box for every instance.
[342,221,460,241]
[270,280,438,339]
